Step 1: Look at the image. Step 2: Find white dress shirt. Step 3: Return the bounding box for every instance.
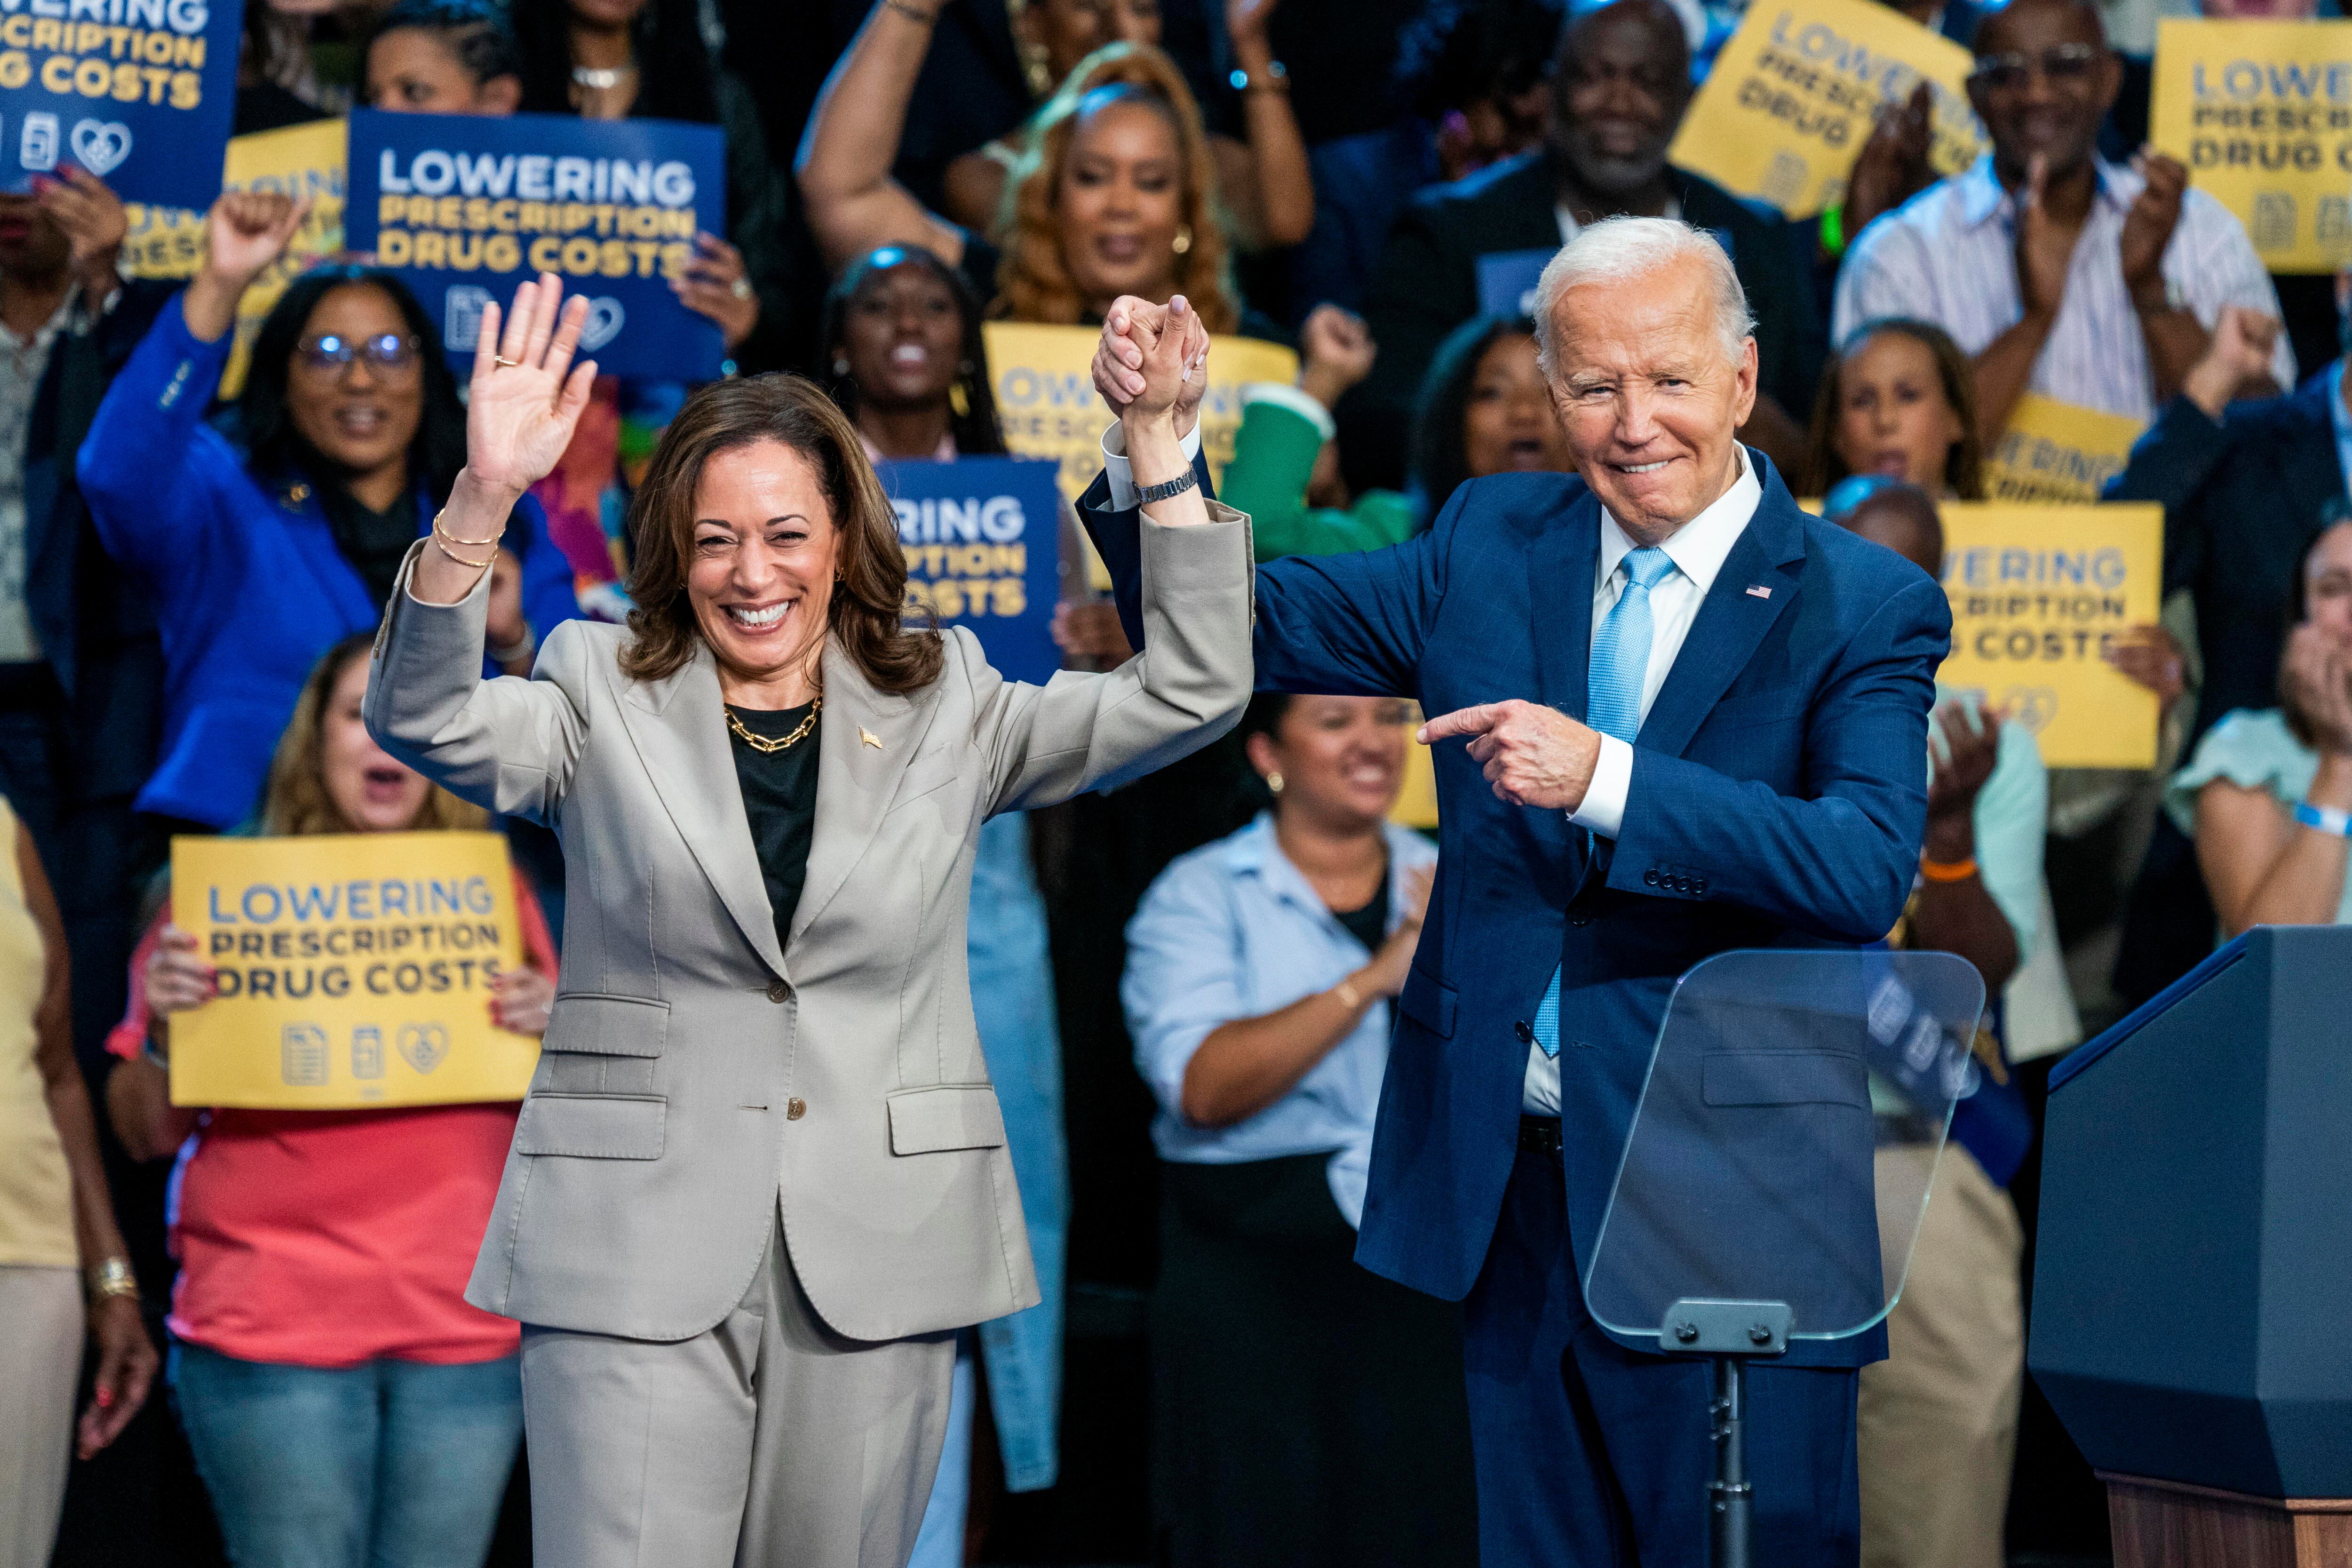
[1833,154,2292,423]
[1523,445,1762,1115]
[1100,420,1204,509]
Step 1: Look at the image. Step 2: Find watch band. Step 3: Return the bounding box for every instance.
[2294,799,2352,837]
[1136,468,1199,505]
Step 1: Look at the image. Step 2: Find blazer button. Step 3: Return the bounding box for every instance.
[1568,911,1593,927]
[1513,1020,1535,1044]
[1693,878,1708,895]
[1643,869,1661,887]
[787,1098,807,1120]
[767,980,791,1003]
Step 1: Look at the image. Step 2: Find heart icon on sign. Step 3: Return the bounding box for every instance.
[580,297,625,352]
[397,1022,451,1075]
[68,120,131,177]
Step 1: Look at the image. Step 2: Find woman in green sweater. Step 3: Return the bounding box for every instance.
[1219,310,1570,562]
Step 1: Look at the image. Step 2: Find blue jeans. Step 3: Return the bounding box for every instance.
[170,1342,523,1568]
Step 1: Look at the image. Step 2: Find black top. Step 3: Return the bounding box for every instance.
[1331,868,1392,955]
[1340,148,1828,493]
[727,702,821,951]
[318,482,420,611]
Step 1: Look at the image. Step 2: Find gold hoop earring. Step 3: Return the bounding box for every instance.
[1265,771,1283,796]
[1172,225,1193,256]
[949,380,970,418]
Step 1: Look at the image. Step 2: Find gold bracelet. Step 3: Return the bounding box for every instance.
[87,1256,140,1305]
[1333,979,1363,1010]
[433,534,498,571]
[432,508,504,549]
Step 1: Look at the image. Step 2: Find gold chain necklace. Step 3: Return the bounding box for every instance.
[726,694,822,754]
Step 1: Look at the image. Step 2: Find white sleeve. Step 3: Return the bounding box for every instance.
[1567,734,1634,839]
[1101,420,1206,510]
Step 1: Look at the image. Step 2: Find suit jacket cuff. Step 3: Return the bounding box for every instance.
[1567,734,1632,838]
[1101,419,1204,509]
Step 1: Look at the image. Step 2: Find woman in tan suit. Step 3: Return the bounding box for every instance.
[365,274,1248,1568]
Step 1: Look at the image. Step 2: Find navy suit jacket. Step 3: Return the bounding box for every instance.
[1081,452,1948,1367]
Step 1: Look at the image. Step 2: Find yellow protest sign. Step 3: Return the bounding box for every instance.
[2150,19,2352,273]
[1668,0,1985,219]
[984,322,1301,506]
[1937,503,2163,768]
[122,118,350,397]
[168,831,536,1110]
[1985,394,2146,504]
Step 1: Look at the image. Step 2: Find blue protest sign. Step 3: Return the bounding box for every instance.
[0,0,241,209]
[1474,249,1551,319]
[876,457,1062,686]
[345,109,727,382]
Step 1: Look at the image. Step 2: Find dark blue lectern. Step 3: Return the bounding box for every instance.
[2031,925,2352,1564]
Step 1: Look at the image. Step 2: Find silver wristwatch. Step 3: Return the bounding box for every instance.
[1136,469,1199,505]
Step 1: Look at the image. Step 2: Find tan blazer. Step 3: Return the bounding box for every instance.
[365,509,1254,1344]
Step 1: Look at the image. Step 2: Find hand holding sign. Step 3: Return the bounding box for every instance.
[185,191,310,343]
[1418,700,1602,811]
[674,231,759,350]
[33,167,127,295]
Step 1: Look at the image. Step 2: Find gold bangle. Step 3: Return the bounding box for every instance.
[432,509,504,550]
[87,1256,139,1305]
[433,535,497,571]
[1333,980,1363,1010]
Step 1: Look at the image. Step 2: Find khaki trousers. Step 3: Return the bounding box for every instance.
[1859,1143,2025,1568]
[519,1210,956,1568]
[0,1266,82,1568]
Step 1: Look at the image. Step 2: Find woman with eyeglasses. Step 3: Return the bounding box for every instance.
[78,191,580,836]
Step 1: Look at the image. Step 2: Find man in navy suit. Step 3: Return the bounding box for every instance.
[1081,218,1949,1564]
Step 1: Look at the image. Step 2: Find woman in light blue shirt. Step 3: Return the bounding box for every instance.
[1123,692,1475,1568]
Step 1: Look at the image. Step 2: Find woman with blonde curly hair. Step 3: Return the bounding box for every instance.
[801,26,1264,338]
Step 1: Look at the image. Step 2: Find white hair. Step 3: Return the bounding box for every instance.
[1531,215,1755,380]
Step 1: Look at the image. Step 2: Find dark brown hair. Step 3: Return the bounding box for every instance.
[620,375,943,693]
[1801,317,1985,501]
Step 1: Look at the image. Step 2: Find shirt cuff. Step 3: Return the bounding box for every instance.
[1567,734,1633,839]
[1240,380,1338,442]
[1102,420,1204,510]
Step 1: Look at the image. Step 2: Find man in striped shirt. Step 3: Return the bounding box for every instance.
[1831,0,2291,436]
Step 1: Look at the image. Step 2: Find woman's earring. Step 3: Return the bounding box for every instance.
[832,357,850,376]
[1172,225,1193,256]
[949,380,971,418]
[1265,771,1283,796]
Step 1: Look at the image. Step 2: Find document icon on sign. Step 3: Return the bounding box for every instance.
[445,286,494,351]
[282,1024,329,1087]
[20,113,57,172]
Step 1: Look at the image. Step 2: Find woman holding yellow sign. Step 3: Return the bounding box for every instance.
[366,271,1251,1568]
[102,635,559,1568]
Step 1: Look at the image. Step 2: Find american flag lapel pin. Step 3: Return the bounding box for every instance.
[1746,584,1772,599]
[860,727,883,749]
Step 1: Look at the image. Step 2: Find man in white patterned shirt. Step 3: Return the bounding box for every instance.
[1831,0,2291,435]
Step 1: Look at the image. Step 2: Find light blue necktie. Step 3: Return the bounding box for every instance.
[1531,546,1677,1060]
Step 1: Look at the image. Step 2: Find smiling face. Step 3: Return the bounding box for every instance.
[286,283,424,480]
[839,261,966,414]
[321,656,433,831]
[685,441,842,692]
[1546,253,1756,540]
[1832,329,1967,493]
[1248,695,1412,834]
[1056,96,1184,311]
[1547,1,1690,199]
[1462,332,1573,480]
[366,28,520,113]
[1967,0,2119,186]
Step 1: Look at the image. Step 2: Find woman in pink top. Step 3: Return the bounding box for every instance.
[104,634,557,1568]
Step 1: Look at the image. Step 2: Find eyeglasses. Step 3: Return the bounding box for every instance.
[1967,42,2106,93]
[295,333,421,374]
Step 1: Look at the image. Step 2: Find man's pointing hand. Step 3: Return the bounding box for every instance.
[1418,700,1603,812]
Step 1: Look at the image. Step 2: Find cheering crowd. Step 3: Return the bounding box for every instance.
[3,0,2350,1563]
